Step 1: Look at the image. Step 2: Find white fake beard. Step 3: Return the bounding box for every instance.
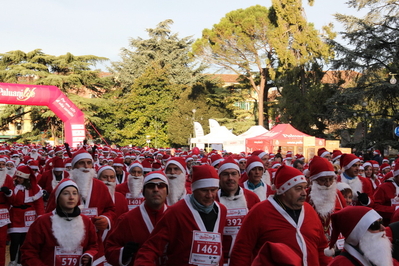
[359,230,393,266]
[6,167,15,177]
[13,158,20,166]
[341,176,362,201]
[310,181,337,218]
[51,214,85,252]
[71,168,95,200]
[0,168,6,187]
[30,152,39,160]
[103,181,116,196]
[127,175,144,198]
[261,171,271,186]
[166,173,186,205]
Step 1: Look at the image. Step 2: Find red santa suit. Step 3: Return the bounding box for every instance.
[242,180,272,201]
[229,195,331,266]
[337,174,374,206]
[134,195,227,266]
[115,170,128,184]
[0,173,14,265]
[38,169,70,195]
[366,175,380,193]
[105,202,167,266]
[46,178,116,266]
[373,181,398,225]
[20,211,98,266]
[216,187,260,264]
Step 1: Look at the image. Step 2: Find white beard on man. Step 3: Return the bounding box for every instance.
[71,168,96,201]
[166,172,186,205]
[309,181,337,218]
[127,175,144,198]
[0,167,7,187]
[30,152,39,160]
[359,230,393,266]
[6,167,15,178]
[12,158,21,167]
[103,180,116,201]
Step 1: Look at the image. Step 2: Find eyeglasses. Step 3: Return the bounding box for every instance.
[369,219,383,231]
[145,182,167,189]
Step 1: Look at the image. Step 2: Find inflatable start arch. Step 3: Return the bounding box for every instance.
[0,83,85,147]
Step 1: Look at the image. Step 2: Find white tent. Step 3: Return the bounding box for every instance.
[191,126,237,150]
[223,125,268,153]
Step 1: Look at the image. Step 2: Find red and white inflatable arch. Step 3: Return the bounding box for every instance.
[0,83,85,147]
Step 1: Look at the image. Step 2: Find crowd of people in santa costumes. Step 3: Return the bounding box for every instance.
[2,141,399,265]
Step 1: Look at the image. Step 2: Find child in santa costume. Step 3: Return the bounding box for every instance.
[20,179,98,265]
[8,165,44,266]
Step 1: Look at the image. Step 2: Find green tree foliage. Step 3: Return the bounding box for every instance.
[0,49,110,144]
[326,0,399,151]
[193,3,334,130]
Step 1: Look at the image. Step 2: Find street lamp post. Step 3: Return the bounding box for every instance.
[146,135,151,148]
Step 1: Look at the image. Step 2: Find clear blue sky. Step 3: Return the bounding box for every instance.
[1,0,363,71]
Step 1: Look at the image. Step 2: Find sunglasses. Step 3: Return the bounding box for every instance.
[369,219,383,231]
[145,182,167,189]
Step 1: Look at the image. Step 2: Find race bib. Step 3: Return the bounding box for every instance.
[0,208,10,227]
[81,207,98,218]
[54,246,83,266]
[336,233,345,250]
[189,231,221,265]
[223,208,247,236]
[391,197,399,210]
[24,210,36,227]
[126,193,144,210]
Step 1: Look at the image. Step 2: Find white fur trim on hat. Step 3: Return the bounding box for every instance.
[0,158,6,162]
[394,169,399,177]
[97,166,115,179]
[346,209,381,246]
[276,175,306,195]
[71,152,92,168]
[143,172,169,186]
[53,167,64,172]
[218,163,240,176]
[129,163,144,173]
[211,158,223,167]
[363,162,372,168]
[55,180,79,205]
[320,151,330,158]
[343,158,360,170]
[165,160,186,175]
[246,161,264,173]
[30,165,39,170]
[337,182,352,192]
[257,152,267,159]
[192,178,220,191]
[15,170,30,179]
[309,171,336,182]
[113,162,124,167]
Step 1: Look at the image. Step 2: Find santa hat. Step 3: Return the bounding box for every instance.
[283,153,292,161]
[210,154,223,168]
[129,161,144,174]
[340,154,360,171]
[295,154,305,161]
[383,157,389,164]
[191,164,219,191]
[251,150,268,159]
[71,149,92,168]
[393,163,399,177]
[363,161,372,168]
[15,165,32,179]
[143,170,169,193]
[97,165,115,178]
[54,178,79,205]
[141,158,153,173]
[252,241,302,266]
[325,206,381,256]
[380,163,390,172]
[64,158,72,168]
[373,149,381,156]
[369,160,380,168]
[54,146,64,154]
[200,157,209,165]
[15,165,42,200]
[271,161,282,169]
[185,157,194,163]
[245,156,264,173]
[332,150,342,161]
[29,160,40,170]
[53,156,65,172]
[337,182,352,193]
[113,157,124,167]
[308,156,336,182]
[165,157,186,175]
[0,156,7,163]
[217,156,240,175]
[272,165,306,195]
[317,147,330,158]
[152,160,162,171]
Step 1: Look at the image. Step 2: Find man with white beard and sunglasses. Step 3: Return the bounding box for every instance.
[164,157,190,205]
[326,206,398,266]
[46,148,116,266]
[5,160,16,177]
[116,161,145,210]
[306,156,347,249]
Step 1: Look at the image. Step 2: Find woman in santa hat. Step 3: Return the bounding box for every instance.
[20,178,98,266]
[7,165,45,266]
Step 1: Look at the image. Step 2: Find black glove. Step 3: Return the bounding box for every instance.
[83,139,88,145]
[357,191,369,205]
[0,187,11,196]
[122,242,140,263]
[42,190,49,201]
[64,142,70,149]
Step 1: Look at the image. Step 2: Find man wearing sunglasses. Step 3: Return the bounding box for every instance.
[105,170,168,266]
[135,164,227,266]
[326,206,395,266]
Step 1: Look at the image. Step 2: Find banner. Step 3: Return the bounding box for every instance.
[0,83,85,147]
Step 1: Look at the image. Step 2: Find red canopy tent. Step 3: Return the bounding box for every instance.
[245,124,325,154]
